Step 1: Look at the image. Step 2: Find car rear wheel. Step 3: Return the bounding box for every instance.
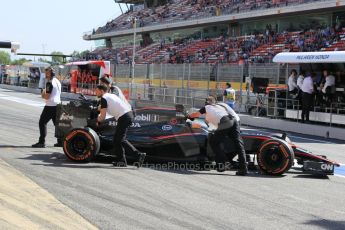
[63,128,100,162]
[257,139,294,175]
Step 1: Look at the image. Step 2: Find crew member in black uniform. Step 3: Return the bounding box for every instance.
[189,96,248,175]
[32,67,62,148]
[95,84,146,167]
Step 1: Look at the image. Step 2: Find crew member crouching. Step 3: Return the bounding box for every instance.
[189,96,248,175]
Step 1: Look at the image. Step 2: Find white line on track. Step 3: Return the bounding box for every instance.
[0,93,45,107]
[335,174,345,178]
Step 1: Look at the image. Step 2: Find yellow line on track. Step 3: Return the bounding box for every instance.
[0,159,98,230]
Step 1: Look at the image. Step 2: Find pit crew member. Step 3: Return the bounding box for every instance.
[95,84,146,167]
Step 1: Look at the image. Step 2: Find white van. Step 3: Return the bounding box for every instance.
[23,61,50,89]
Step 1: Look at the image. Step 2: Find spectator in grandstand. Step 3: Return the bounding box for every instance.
[288,69,298,97]
[223,82,236,109]
[296,36,304,51]
[32,67,62,148]
[301,72,316,123]
[189,96,248,175]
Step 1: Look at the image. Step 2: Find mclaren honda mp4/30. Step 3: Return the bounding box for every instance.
[56,96,340,176]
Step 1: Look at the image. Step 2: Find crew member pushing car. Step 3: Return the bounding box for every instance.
[189,96,248,175]
[95,84,146,167]
[32,67,62,148]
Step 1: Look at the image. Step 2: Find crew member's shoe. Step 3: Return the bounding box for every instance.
[54,141,63,147]
[54,143,62,147]
[32,142,45,148]
[137,152,146,168]
[236,164,248,176]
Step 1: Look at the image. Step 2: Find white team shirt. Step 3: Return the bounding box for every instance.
[101,93,131,120]
[205,105,228,127]
[201,103,239,128]
[217,102,240,122]
[297,75,304,89]
[288,75,298,91]
[301,76,314,94]
[46,78,61,106]
[322,75,335,93]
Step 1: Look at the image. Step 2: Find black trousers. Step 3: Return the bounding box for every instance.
[113,112,140,161]
[38,106,57,143]
[301,92,313,122]
[288,88,298,96]
[209,116,247,168]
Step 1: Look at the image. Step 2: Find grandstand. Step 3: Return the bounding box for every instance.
[83,0,345,64]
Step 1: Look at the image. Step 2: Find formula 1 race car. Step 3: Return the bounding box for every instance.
[56,96,340,176]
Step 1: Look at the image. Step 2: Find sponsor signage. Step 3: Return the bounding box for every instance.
[321,163,334,171]
[162,125,172,131]
[134,114,160,122]
[59,112,74,121]
[108,121,141,128]
[273,51,345,63]
[296,55,330,60]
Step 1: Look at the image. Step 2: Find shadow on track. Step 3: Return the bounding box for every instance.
[16,148,332,179]
[285,170,329,179]
[304,219,345,230]
[18,152,138,170]
[0,145,33,149]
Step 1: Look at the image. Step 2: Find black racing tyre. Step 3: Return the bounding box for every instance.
[257,139,294,175]
[63,127,100,162]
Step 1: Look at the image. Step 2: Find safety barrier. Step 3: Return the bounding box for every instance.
[2,82,345,140]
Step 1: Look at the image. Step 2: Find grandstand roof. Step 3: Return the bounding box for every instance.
[114,0,144,3]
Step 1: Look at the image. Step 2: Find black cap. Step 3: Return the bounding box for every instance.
[96,84,108,92]
[100,76,112,85]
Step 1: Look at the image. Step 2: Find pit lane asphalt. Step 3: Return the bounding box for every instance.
[1,88,345,230]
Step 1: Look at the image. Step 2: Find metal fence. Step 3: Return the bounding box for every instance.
[2,62,344,126]
[113,63,297,86]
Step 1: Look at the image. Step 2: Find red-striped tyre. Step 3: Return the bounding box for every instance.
[257,139,294,175]
[63,128,100,162]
